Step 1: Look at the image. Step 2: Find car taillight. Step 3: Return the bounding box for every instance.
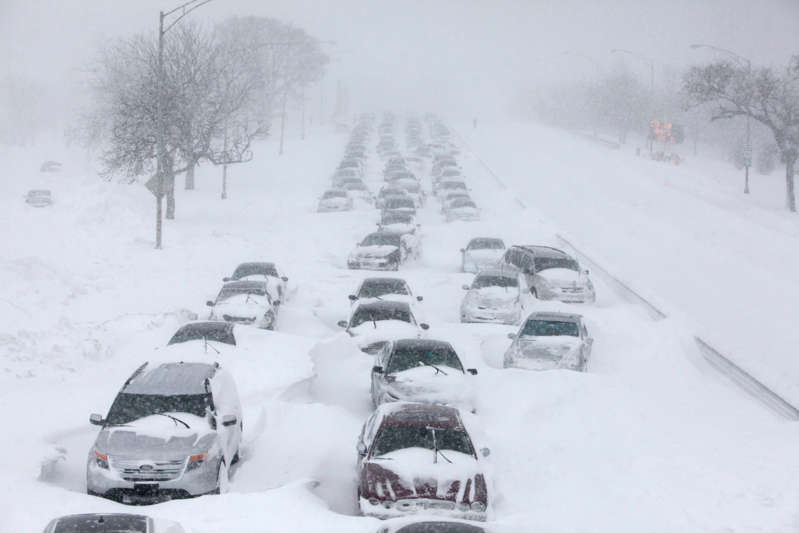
[93,450,108,469]
[186,452,208,471]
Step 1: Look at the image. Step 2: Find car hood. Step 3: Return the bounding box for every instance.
[351,245,399,258]
[463,249,504,264]
[386,366,472,406]
[365,448,484,503]
[96,413,215,458]
[214,295,269,317]
[510,336,582,369]
[537,268,583,285]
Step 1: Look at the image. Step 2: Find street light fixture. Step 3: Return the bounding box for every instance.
[154,0,213,249]
[689,43,752,194]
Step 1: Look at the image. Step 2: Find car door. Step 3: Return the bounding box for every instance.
[209,370,242,464]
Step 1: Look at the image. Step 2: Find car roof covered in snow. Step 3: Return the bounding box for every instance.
[124,362,217,395]
[48,513,150,533]
[377,401,463,429]
[515,245,571,258]
[525,311,583,323]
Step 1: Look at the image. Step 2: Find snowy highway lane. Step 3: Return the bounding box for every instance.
[2,122,799,532]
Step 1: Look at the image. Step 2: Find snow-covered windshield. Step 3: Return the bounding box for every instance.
[106,393,211,425]
[361,233,401,247]
[168,323,236,346]
[386,344,464,374]
[468,238,504,250]
[396,523,484,533]
[372,426,474,457]
[450,199,476,209]
[350,305,411,327]
[359,279,409,298]
[521,320,579,337]
[535,256,578,272]
[322,190,347,199]
[472,274,517,289]
[217,286,267,301]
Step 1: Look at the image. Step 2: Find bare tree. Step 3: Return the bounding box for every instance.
[683,57,799,211]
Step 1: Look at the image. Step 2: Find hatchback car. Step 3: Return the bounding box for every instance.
[207,280,278,329]
[503,312,593,371]
[318,189,354,212]
[349,277,424,306]
[348,232,408,271]
[357,402,489,521]
[223,261,289,302]
[370,339,478,409]
[338,300,429,354]
[87,361,242,503]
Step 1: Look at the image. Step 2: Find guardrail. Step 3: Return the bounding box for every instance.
[557,233,799,421]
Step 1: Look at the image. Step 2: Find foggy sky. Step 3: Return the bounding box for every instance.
[1,0,797,118]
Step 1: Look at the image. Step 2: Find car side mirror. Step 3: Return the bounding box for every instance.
[416,296,423,302]
[281,276,289,282]
[89,413,104,426]
[480,447,491,458]
[222,277,231,282]
[357,441,367,455]
[372,366,383,374]
[420,323,430,330]
[348,294,358,301]
[462,284,470,290]
[507,332,516,339]
[206,300,214,307]
[337,320,348,328]
[467,368,478,375]
[221,414,237,427]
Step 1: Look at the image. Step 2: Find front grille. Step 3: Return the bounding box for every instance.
[223,314,256,323]
[111,457,186,482]
[560,287,583,293]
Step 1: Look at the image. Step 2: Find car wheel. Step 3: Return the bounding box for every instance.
[232,450,240,465]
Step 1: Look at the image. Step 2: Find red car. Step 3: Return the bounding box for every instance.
[356,402,489,521]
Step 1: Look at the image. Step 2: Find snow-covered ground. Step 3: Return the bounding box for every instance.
[2,118,799,532]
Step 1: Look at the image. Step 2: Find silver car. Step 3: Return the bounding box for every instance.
[460,237,506,273]
[87,361,243,503]
[503,312,593,371]
[460,268,522,324]
[206,280,278,329]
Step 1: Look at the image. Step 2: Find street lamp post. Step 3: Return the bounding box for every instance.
[153,0,213,249]
[690,43,752,194]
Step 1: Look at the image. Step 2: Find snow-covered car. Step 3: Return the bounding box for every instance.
[379,224,422,260]
[503,311,593,371]
[338,300,429,354]
[391,178,425,207]
[444,199,480,222]
[382,196,417,217]
[348,232,407,271]
[223,261,289,302]
[376,517,490,533]
[441,192,472,213]
[460,269,522,324]
[42,513,185,533]
[370,339,478,409]
[343,181,374,204]
[498,245,596,303]
[87,361,242,503]
[25,189,53,207]
[460,238,506,273]
[168,321,237,347]
[357,402,489,521]
[332,167,361,185]
[349,277,424,306]
[207,280,278,329]
[377,185,410,207]
[434,180,468,198]
[379,211,416,232]
[318,189,354,212]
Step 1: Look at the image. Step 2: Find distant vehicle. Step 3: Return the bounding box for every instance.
[444,199,480,222]
[435,180,468,197]
[379,211,416,232]
[498,245,596,303]
[382,196,417,217]
[503,311,593,371]
[460,268,522,324]
[348,232,407,271]
[207,280,278,329]
[441,192,472,213]
[342,180,374,204]
[391,178,425,207]
[376,518,487,533]
[87,361,242,503]
[223,261,289,302]
[377,189,411,210]
[42,513,185,533]
[349,277,423,306]
[338,300,429,354]
[370,339,478,409]
[332,168,361,186]
[461,238,506,273]
[25,189,52,207]
[357,402,489,521]
[39,160,62,172]
[318,189,354,212]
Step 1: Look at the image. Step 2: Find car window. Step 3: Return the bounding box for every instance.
[472,274,518,289]
[386,344,464,374]
[371,425,474,457]
[521,319,580,337]
[350,305,412,328]
[106,393,212,425]
[359,279,409,298]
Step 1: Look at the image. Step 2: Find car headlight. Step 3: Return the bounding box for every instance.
[93,449,109,470]
[186,452,208,472]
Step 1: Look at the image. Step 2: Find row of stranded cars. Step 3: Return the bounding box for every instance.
[320,115,598,532]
